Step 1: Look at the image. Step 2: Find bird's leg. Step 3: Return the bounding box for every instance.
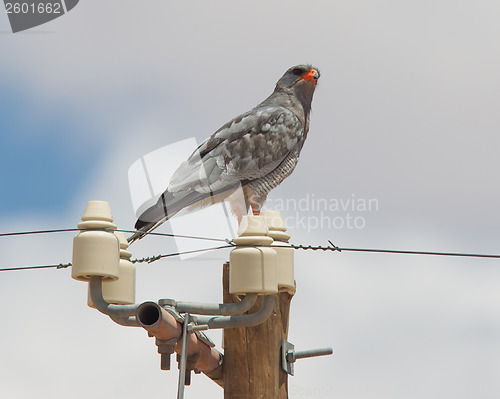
[235,207,244,225]
[251,205,260,216]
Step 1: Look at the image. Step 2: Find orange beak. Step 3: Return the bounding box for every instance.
[299,68,320,84]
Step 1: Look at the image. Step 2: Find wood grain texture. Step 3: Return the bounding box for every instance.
[222,262,294,398]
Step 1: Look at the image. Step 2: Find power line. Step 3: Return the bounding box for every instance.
[290,241,500,259]
[4,228,498,259]
[0,245,233,272]
[2,240,499,273]
[131,244,234,264]
[0,263,72,272]
[332,247,500,259]
[0,228,80,237]
[0,228,228,243]
[115,229,228,243]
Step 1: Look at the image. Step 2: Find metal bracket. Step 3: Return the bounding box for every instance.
[281,339,334,376]
[194,330,215,348]
[281,339,296,375]
[159,298,184,323]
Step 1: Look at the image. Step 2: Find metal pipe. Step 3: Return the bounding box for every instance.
[136,301,182,340]
[175,293,258,315]
[109,315,140,327]
[136,302,221,372]
[193,294,276,330]
[89,276,138,317]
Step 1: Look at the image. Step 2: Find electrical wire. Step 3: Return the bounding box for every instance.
[0,228,80,237]
[333,247,500,259]
[0,263,72,272]
[2,240,499,272]
[131,244,234,264]
[115,229,228,243]
[0,245,234,272]
[1,226,499,272]
[290,241,500,259]
[0,227,228,243]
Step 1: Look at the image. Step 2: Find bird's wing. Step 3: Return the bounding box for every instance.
[167,106,304,195]
[129,106,304,243]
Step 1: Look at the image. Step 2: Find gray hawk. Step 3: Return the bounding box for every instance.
[129,64,320,243]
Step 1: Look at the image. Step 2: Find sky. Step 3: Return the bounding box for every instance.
[1,1,500,398]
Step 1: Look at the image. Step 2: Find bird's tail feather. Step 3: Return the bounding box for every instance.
[128,183,243,244]
[127,190,210,244]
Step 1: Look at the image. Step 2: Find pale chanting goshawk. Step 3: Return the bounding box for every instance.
[129,64,320,243]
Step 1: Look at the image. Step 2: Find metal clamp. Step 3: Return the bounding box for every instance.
[281,339,333,376]
[159,298,184,323]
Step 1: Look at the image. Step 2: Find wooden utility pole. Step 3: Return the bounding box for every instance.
[222,262,295,398]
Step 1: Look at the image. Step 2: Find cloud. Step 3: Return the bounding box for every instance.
[1,1,500,398]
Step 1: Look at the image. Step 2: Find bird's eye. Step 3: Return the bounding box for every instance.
[292,68,304,76]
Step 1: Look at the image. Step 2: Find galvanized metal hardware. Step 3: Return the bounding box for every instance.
[158,298,176,307]
[177,313,190,399]
[159,298,184,323]
[156,337,177,370]
[193,330,214,347]
[177,352,200,386]
[161,294,274,331]
[176,293,258,315]
[281,339,333,376]
[191,294,276,329]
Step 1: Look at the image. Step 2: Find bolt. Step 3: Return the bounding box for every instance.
[287,347,333,363]
[156,338,176,371]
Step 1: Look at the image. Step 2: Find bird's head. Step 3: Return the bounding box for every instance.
[275,64,320,112]
[276,64,320,89]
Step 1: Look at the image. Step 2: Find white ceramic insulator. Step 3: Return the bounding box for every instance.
[229,215,278,295]
[72,201,120,281]
[261,210,294,291]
